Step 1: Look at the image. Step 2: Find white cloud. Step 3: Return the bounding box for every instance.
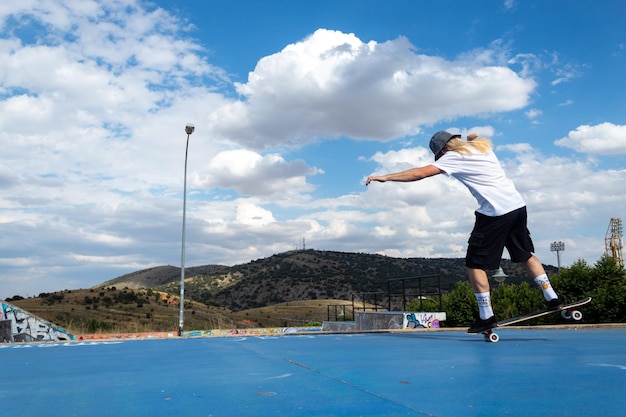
[525,108,542,119]
[497,143,534,154]
[235,203,275,226]
[199,149,322,198]
[551,63,583,86]
[212,29,536,149]
[555,122,626,155]
[503,0,517,11]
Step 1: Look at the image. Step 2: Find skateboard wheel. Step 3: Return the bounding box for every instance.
[571,310,583,321]
[561,310,572,320]
[488,332,499,343]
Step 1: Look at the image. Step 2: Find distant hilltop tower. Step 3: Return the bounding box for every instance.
[303,236,306,250]
[605,218,624,268]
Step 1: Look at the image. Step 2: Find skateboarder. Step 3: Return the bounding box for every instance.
[365,131,563,333]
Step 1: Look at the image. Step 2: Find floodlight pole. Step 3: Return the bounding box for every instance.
[179,123,195,337]
[550,241,565,272]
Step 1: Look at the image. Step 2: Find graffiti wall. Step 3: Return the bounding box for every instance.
[404,312,446,329]
[0,301,75,342]
[356,311,447,330]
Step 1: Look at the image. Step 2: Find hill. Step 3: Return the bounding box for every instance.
[97,249,554,311]
[94,264,225,289]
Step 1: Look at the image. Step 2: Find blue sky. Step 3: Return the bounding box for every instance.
[0,0,625,298]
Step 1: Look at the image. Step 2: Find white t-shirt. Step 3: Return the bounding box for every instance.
[432,149,525,216]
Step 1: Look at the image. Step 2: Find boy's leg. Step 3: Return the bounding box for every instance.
[467,268,494,321]
[522,255,546,277]
[505,208,561,307]
[467,267,490,293]
[522,255,561,306]
[465,211,509,332]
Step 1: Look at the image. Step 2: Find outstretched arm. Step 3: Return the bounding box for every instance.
[365,165,442,186]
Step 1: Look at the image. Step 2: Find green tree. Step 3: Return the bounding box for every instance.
[442,281,475,326]
[492,282,544,322]
[552,255,625,323]
[551,259,595,302]
[587,256,626,322]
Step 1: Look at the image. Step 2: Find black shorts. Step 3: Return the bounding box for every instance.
[465,206,535,271]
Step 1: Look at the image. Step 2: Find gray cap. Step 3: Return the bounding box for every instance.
[429,131,461,160]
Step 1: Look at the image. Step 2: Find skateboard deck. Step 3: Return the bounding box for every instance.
[480,296,592,343]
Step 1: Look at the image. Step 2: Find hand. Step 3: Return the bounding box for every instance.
[366,175,384,186]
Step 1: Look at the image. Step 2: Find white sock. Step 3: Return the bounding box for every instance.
[534,274,558,301]
[475,292,494,320]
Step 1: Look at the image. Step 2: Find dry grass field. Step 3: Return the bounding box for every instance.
[230,299,380,328]
[9,288,238,334]
[8,289,376,335]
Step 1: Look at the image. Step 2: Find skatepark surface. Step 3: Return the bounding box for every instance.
[2,327,624,416]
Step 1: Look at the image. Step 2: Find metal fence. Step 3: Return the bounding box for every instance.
[327,275,443,321]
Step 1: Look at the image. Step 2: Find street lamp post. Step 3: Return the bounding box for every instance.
[179,123,195,337]
[550,241,565,272]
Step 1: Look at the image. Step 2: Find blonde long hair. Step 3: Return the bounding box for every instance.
[443,136,492,156]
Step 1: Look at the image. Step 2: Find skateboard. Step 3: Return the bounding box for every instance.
[480,296,592,343]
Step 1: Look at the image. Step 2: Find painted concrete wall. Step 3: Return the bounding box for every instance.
[75,327,323,340]
[356,311,446,330]
[0,301,75,342]
[403,312,446,329]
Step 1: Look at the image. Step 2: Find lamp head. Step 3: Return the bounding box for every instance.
[492,267,508,283]
[185,123,195,135]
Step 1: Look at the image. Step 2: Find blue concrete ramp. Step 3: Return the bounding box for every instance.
[1,328,625,416]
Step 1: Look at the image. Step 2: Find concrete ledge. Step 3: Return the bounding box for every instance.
[321,321,357,332]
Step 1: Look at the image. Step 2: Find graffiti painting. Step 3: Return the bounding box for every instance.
[0,301,75,342]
